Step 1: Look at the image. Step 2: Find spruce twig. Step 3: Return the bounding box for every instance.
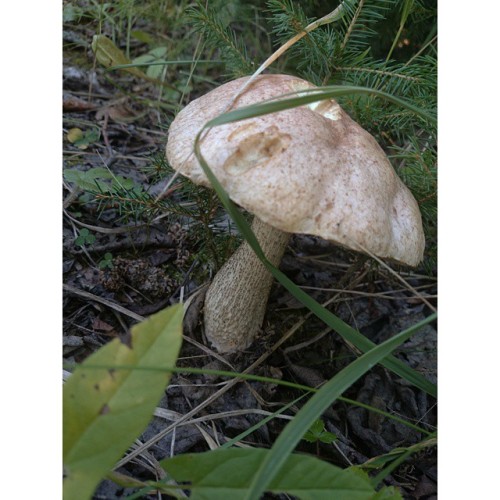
[228,2,348,108]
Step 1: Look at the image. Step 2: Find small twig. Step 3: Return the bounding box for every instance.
[298,285,437,302]
[347,241,437,313]
[283,327,332,355]
[63,284,144,321]
[63,180,82,209]
[153,407,293,426]
[63,209,149,234]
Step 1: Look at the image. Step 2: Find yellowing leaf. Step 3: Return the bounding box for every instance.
[91,34,148,80]
[91,34,176,90]
[63,304,184,500]
[67,128,84,144]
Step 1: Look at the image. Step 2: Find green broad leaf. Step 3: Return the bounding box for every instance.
[161,448,400,500]
[91,34,148,80]
[99,253,114,269]
[372,486,403,499]
[142,47,168,79]
[149,46,168,59]
[304,419,324,438]
[79,167,112,180]
[132,53,155,65]
[63,4,83,23]
[302,419,337,444]
[75,228,95,247]
[75,127,100,148]
[64,168,104,192]
[63,304,184,500]
[318,432,338,444]
[63,167,135,193]
[130,30,155,45]
[67,127,100,150]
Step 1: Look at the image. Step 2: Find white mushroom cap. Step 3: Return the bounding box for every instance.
[166,74,425,266]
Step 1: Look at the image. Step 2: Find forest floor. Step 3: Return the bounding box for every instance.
[63,18,437,500]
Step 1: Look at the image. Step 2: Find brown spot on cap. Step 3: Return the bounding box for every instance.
[224,127,291,176]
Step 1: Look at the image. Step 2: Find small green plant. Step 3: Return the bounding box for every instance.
[132,45,168,79]
[98,252,114,269]
[66,127,100,150]
[65,151,240,272]
[302,418,338,445]
[63,167,136,194]
[74,228,96,247]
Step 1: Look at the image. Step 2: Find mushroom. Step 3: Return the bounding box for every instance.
[166,74,425,353]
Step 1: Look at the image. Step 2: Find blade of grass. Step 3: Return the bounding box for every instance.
[229,2,348,106]
[218,395,305,450]
[69,364,432,436]
[339,396,433,436]
[362,433,437,470]
[193,98,437,397]
[107,59,223,71]
[243,313,436,500]
[206,85,436,127]
[368,433,437,487]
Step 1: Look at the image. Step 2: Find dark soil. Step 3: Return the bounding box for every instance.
[63,24,437,500]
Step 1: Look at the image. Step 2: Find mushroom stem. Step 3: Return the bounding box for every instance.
[204,217,290,353]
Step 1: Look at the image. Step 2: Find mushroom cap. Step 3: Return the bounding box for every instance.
[166,74,425,266]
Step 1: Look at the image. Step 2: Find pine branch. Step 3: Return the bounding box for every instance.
[339,0,398,52]
[266,0,311,42]
[187,0,254,77]
[266,0,343,84]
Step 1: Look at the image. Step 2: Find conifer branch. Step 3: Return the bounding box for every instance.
[187,0,254,76]
[228,1,347,109]
[341,0,365,50]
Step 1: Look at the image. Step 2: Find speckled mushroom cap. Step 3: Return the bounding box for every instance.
[166,74,425,266]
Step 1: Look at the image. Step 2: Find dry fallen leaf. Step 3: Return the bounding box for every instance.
[63,92,97,112]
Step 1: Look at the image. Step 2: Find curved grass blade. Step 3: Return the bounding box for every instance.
[206,85,436,128]
[193,126,437,398]
[218,395,306,450]
[368,434,437,487]
[243,313,436,500]
[107,59,223,71]
[74,363,431,436]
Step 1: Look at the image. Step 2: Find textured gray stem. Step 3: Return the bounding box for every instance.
[204,217,290,353]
